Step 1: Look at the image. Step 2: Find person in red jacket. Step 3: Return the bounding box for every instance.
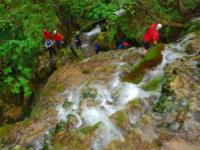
[143,23,162,54]
[43,28,51,40]
[53,30,63,49]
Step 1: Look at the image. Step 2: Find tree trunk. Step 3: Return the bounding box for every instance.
[54,0,78,57]
[177,0,186,15]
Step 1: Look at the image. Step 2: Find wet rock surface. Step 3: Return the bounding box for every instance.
[1,32,200,150]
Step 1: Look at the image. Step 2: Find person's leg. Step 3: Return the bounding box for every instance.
[96,49,99,54]
[78,43,81,49]
[76,42,79,49]
[143,41,150,55]
[97,48,100,54]
[51,46,57,55]
[56,41,61,49]
[48,48,53,57]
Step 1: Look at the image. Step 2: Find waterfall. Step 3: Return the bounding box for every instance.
[81,25,102,57]
[55,36,192,149]
[28,33,197,150]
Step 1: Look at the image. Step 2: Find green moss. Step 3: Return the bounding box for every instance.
[55,84,65,92]
[115,111,127,127]
[0,124,14,139]
[79,122,101,135]
[141,76,166,91]
[51,122,101,150]
[153,96,174,113]
[55,122,66,134]
[81,87,97,99]
[11,145,27,150]
[63,101,72,109]
[52,143,64,150]
[123,44,164,83]
[21,118,32,127]
[40,91,50,97]
[127,99,142,111]
[111,111,128,129]
[82,67,90,74]
[104,127,159,150]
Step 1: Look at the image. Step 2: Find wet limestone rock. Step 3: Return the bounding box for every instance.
[185,32,200,54]
[51,122,101,150]
[0,98,23,126]
[35,54,52,80]
[153,57,200,142]
[0,50,142,149]
[123,44,164,83]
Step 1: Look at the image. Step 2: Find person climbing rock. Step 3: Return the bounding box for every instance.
[75,32,82,49]
[143,23,162,55]
[43,28,51,40]
[45,39,57,57]
[53,30,63,49]
[95,43,101,54]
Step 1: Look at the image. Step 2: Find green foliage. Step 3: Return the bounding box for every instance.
[184,20,200,34]
[61,0,119,21]
[61,0,199,45]
[0,0,57,97]
[0,39,36,96]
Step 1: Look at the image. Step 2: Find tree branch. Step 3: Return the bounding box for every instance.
[135,0,184,28]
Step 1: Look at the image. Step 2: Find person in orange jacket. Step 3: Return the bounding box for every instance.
[53,30,63,49]
[143,23,162,54]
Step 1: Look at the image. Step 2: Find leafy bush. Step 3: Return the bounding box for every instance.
[0,0,57,98]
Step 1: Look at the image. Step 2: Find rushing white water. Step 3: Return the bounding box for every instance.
[139,45,181,85]
[56,62,160,150]
[114,9,126,16]
[81,25,102,57]
[84,25,101,40]
[55,34,195,150]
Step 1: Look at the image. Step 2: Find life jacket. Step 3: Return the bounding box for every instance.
[54,33,63,42]
[143,23,159,44]
[43,31,51,40]
[123,41,129,47]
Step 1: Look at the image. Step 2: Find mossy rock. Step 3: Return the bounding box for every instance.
[104,128,159,150]
[52,122,101,150]
[80,86,97,99]
[80,97,96,109]
[122,44,164,83]
[126,99,142,112]
[0,124,15,139]
[63,101,72,109]
[52,142,64,150]
[82,67,90,74]
[55,122,66,134]
[111,111,129,129]
[152,96,174,113]
[141,76,166,91]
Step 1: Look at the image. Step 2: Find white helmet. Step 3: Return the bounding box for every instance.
[53,30,57,34]
[156,23,162,30]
